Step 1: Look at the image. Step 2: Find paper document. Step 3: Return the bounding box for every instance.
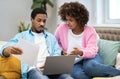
[15,39,39,66]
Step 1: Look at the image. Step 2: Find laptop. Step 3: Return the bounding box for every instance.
[42,55,76,75]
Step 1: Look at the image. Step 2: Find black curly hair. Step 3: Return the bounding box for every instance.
[58,2,89,27]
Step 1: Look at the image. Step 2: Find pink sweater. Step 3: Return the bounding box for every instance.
[55,23,98,59]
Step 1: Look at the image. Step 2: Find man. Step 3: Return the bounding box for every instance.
[0,8,73,79]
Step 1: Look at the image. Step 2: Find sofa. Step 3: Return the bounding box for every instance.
[0,27,120,79]
[93,27,120,79]
[95,27,120,67]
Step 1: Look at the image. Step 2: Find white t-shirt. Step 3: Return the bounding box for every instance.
[33,32,50,67]
[67,29,83,63]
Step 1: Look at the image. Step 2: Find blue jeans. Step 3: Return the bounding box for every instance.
[71,54,120,79]
[27,68,73,79]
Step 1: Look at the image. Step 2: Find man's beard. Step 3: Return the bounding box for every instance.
[37,30,44,33]
[36,29,44,33]
[37,26,45,33]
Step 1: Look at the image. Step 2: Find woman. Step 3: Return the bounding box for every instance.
[55,2,120,79]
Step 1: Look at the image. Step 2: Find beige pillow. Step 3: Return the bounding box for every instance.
[115,53,120,69]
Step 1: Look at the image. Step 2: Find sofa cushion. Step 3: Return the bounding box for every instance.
[0,55,21,79]
[0,41,21,79]
[98,39,120,66]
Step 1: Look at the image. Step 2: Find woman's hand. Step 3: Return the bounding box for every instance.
[70,48,83,56]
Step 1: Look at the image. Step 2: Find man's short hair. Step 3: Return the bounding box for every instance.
[31,8,47,19]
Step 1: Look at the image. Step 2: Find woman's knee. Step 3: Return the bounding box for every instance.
[83,60,99,71]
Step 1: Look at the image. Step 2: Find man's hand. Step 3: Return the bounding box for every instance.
[3,46,23,57]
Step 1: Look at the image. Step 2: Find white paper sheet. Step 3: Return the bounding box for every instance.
[15,39,39,66]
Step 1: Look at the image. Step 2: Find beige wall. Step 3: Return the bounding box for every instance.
[0,0,32,41]
[0,0,119,41]
[0,0,57,41]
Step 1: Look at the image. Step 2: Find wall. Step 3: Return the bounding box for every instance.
[0,0,32,41]
[1,0,119,41]
[0,0,57,41]
[45,0,57,34]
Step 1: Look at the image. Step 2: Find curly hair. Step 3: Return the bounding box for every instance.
[58,2,89,27]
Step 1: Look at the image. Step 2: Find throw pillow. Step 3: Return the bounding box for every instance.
[115,53,120,69]
[0,55,21,79]
[98,39,120,66]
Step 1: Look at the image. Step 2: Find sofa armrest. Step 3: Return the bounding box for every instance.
[0,41,7,49]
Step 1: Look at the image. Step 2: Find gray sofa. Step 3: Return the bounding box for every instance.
[95,27,120,41]
[95,27,120,66]
[0,27,120,79]
[93,27,120,79]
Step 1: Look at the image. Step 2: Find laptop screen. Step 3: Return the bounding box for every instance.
[43,55,76,75]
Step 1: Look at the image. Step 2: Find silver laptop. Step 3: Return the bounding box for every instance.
[42,55,76,75]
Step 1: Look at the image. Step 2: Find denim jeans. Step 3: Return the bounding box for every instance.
[71,54,120,79]
[27,68,73,79]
